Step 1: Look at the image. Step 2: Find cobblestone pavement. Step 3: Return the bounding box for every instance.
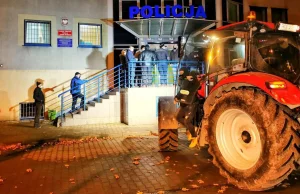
[1,133,300,194]
[0,121,157,145]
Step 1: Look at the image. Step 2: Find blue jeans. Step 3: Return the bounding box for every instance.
[158,62,168,85]
[142,65,153,86]
[128,62,136,87]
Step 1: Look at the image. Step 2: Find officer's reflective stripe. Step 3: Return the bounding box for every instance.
[180,90,190,95]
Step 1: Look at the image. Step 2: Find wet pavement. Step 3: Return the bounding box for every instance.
[0,132,300,194]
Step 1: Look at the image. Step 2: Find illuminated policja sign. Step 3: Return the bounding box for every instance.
[129,5,207,19]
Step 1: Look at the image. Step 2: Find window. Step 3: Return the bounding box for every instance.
[78,24,102,48]
[272,8,288,23]
[24,20,51,46]
[227,0,243,23]
[250,6,267,22]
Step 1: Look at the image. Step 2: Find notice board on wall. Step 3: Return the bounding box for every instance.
[57,38,72,47]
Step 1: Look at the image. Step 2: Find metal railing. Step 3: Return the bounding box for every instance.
[126,61,205,87]
[19,102,45,120]
[57,64,123,123]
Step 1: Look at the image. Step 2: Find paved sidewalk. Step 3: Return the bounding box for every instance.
[0,134,299,194]
[1,122,300,194]
[0,121,157,145]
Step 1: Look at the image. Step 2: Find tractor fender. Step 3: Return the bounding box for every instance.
[209,72,300,108]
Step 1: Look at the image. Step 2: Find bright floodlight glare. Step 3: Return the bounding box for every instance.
[211,36,219,40]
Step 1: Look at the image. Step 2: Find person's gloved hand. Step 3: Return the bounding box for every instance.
[174,97,179,104]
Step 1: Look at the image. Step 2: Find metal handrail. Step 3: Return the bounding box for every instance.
[58,64,122,97]
[57,64,123,125]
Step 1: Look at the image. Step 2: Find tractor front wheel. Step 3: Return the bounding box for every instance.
[206,88,300,191]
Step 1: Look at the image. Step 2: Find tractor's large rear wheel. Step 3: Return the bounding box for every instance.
[159,129,178,151]
[206,88,300,191]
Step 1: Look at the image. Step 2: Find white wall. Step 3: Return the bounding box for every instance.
[0,0,114,120]
[121,87,175,125]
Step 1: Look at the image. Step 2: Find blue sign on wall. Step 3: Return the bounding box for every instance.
[129,5,207,19]
[57,38,72,47]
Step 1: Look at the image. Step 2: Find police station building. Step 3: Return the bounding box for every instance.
[0,0,299,121]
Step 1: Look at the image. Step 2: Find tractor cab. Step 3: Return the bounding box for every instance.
[191,19,300,98]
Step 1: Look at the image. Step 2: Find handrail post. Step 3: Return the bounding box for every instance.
[118,67,121,92]
[83,83,86,111]
[128,63,131,88]
[60,95,64,126]
[125,70,127,88]
[97,77,100,102]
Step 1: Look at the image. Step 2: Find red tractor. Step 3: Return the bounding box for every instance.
[158,16,300,191]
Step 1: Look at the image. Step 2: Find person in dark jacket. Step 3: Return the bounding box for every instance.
[139,45,158,86]
[174,70,201,148]
[135,45,145,87]
[70,72,87,112]
[156,43,170,85]
[126,46,136,87]
[33,81,45,128]
[119,49,128,87]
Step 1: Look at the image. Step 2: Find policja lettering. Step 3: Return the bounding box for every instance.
[129,5,207,19]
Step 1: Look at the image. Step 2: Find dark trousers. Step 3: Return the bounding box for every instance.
[135,64,142,87]
[72,93,84,112]
[34,102,43,128]
[176,103,198,137]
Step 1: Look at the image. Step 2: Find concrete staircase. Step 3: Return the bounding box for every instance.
[62,90,121,126]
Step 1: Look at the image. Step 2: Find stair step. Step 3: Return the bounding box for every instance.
[101,95,110,99]
[89,101,100,106]
[108,91,117,95]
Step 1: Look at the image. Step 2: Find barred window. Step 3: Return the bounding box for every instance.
[78,23,102,48]
[24,20,51,46]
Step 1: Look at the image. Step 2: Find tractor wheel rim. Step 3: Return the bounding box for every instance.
[216,109,262,170]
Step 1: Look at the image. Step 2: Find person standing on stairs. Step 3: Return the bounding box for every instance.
[70,72,87,113]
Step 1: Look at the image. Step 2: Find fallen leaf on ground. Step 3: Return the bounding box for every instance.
[64,164,70,168]
[133,161,139,165]
[110,168,115,171]
[26,169,33,173]
[182,188,189,192]
[191,184,199,189]
[133,157,141,161]
[218,186,229,193]
[165,156,170,161]
[114,174,120,179]
[197,180,204,184]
